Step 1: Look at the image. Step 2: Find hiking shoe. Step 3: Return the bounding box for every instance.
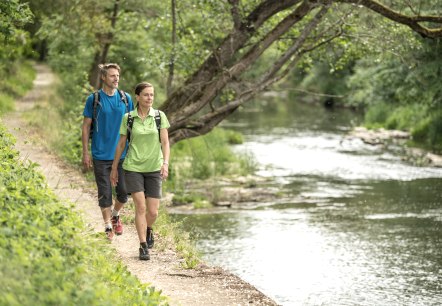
[139,246,150,260]
[112,215,123,235]
[105,228,114,241]
[147,227,154,249]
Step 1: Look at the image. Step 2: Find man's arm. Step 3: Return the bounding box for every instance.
[82,117,93,170]
[110,134,128,186]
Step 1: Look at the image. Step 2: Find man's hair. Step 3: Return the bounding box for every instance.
[98,63,121,77]
[135,82,154,96]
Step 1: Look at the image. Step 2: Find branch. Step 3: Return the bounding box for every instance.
[259,4,330,81]
[333,0,442,38]
[162,0,303,112]
[228,0,241,29]
[168,1,314,129]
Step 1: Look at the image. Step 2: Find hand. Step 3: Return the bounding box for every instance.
[161,163,169,181]
[82,154,92,172]
[110,168,118,187]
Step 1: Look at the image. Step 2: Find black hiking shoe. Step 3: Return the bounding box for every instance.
[105,227,114,241]
[139,245,150,260]
[147,227,154,249]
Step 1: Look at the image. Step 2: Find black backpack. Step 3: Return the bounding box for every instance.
[127,109,161,143]
[89,89,129,138]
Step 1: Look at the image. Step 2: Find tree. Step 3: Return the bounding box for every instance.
[0,0,32,40]
[33,0,442,145]
[159,0,442,145]
[0,0,33,74]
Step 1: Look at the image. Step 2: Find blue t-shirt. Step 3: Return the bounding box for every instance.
[83,89,134,160]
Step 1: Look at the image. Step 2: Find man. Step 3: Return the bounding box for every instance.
[82,63,134,240]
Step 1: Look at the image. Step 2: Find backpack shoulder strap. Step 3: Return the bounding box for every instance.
[90,91,100,138]
[92,91,100,120]
[118,89,129,113]
[127,111,135,143]
[154,109,161,143]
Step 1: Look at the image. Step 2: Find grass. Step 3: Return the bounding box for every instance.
[0,61,36,113]
[121,204,202,269]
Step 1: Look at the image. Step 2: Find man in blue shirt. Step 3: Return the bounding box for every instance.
[82,63,134,240]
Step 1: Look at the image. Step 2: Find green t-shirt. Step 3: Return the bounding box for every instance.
[120,108,170,172]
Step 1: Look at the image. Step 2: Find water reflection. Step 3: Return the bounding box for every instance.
[172,101,442,305]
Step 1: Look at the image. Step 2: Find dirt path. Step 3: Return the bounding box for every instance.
[2,64,278,306]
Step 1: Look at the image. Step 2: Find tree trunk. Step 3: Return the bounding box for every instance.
[88,0,121,89]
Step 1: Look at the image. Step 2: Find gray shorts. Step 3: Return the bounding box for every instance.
[124,170,162,199]
[93,159,128,207]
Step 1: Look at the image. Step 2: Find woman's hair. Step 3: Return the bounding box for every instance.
[98,63,120,77]
[135,82,154,95]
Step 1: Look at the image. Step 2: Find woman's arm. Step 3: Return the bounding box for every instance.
[160,128,170,180]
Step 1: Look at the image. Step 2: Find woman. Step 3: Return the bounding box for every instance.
[111,82,170,260]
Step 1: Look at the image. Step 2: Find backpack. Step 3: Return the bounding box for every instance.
[89,89,129,138]
[127,109,161,143]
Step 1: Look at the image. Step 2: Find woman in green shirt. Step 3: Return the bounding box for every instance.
[111,82,170,261]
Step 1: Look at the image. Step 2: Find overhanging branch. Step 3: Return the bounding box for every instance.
[333,0,442,38]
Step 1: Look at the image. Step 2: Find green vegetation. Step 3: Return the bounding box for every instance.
[290,33,442,152]
[0,125,167,305]
[167,128,257,208]
[171,128,252,180]
[0,61,35,113]
[156,206,201,269]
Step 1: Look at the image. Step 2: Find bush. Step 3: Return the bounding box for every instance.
[0,123,167,305]
[412,111,442,152]
[171,128,255,181]
[364,102,392,129]
[385,104,428,130]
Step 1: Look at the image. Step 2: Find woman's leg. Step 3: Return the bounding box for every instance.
[132,191,147,243]
[145,197,160,227]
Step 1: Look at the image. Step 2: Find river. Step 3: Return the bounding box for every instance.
[171,99,442,306]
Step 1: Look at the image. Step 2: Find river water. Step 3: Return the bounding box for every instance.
[171,100,442,305]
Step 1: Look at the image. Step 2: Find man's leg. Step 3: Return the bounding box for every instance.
[111,199,125,235]
[112,160,128,235]
[93,159,114,240]
[101,207,112,228]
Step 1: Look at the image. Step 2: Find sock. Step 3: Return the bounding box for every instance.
[140,242,148,249]
[112,209,119,217]
[105,223,112,230]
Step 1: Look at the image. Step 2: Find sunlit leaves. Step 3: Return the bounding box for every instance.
[0,0,33,39]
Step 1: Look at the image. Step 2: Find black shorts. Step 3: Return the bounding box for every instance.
[124,170,162,199]
[93,159,128,207]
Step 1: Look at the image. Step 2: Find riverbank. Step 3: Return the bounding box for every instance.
[2,63,278,306]
[349,127,442,167]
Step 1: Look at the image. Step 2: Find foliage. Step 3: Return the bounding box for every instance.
[171,127,255,181]
[156,206,201,269]
[0,60,35,113]
[20,0,442,152]
[346,37,442,151]
[123,204,202,269]
[0,0,34,74]
[0,0,33,39]
[0,125,168,305]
